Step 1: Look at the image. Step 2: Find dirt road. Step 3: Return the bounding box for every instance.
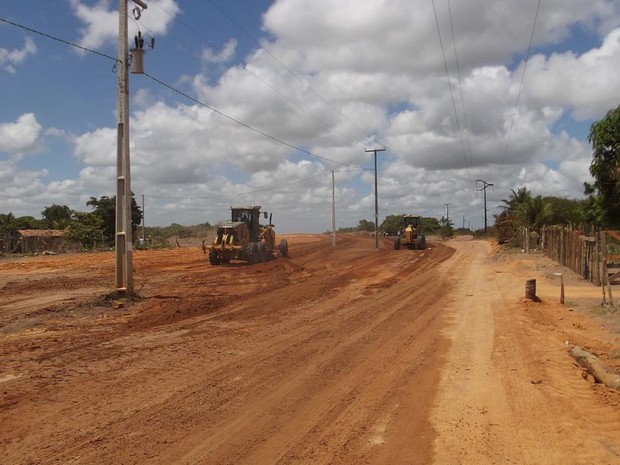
[1,234,619,464]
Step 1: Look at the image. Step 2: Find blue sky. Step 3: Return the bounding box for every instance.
[1,0,620,232]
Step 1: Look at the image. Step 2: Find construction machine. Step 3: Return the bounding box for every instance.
[394,214,426,250]
[202,205,288,265]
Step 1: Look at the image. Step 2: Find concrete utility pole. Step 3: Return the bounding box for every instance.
[365,147,385,251]
[476,179,494,234]
[331,170,336,248]
[141,193,145,242]
[116,0,147,296]
[445,203,451,222]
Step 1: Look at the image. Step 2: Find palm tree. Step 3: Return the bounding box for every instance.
[0,212,17,234]
[517,195,552,233]
[495,187,531,243]
[499,186,531,213]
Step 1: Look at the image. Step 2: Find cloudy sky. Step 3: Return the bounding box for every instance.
[1,0,619,233]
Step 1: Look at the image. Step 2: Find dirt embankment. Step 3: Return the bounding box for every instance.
[1,234,619,464]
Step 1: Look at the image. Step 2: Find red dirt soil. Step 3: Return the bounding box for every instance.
[1,234,619,464]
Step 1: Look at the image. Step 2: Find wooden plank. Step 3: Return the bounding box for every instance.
[606,230,620,242]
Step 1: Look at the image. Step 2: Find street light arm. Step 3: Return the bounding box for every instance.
[476,179,494,191]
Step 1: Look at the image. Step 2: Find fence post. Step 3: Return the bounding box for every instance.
[603,231,614,305]
[600,231,607,304]
[525,279,537,300]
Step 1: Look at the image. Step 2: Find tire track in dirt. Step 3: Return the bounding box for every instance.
[1,235,455,465]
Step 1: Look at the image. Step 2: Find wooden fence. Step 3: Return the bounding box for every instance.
[539,226,618,305]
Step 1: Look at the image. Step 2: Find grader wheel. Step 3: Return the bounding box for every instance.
[278,239,289,258]
[245,242,258,265]
[256,242,268,262]
[208,249,221,265]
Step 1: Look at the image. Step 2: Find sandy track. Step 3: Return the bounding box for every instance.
[1,234,618,464]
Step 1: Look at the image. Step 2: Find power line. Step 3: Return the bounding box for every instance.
[243,65,333,130]
[0,16,118,62]
[146,0,216,47]
[147,3,330,127]
[204,0,367,136]
[144,167,365,201]
[144,0,366,170]
[0,13,369,172]
[143,71,371,170]
[498,0,541,177]
[430,0,472,182]
[144,172,331,200]
[447,0,474,179]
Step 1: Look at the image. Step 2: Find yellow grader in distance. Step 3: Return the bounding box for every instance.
[202,205,288,265]
[394,214,426,250]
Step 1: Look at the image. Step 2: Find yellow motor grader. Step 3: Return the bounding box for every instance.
[394,214,426,250]
[202,205,288,265]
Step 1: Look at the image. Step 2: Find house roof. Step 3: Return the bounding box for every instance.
[18,229,66,238]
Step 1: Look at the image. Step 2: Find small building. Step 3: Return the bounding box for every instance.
[15,229,78,254]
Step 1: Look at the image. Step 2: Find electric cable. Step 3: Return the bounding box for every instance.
[498,0,541,177]
[430,0,473,182]
[204,0,367,136]
[242,65,333,131]
[0,15,370,172]
[149,0,342,133]
[145,172,333,200]
[0,16,118,62]
[143,168,364,201]
[447,0,474,182]
[143,71,372,170]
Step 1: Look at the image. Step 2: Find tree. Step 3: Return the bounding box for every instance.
[379,215,403,235]
[42,204,73,229]
[357,219,375,232]
[379,215,442,235]
[438,216,454,237]
[586,104,620,228]
[0,212,17,235]
[420,217,441,234]
[499,186,531,213]
[495,186,532,243]
[13,216,44,230]
[87,194,143,245]
[517,195,552,233]
[544,197,587,226]
[67,212,104,250]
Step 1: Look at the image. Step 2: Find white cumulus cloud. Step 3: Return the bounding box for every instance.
[0,37,37,74]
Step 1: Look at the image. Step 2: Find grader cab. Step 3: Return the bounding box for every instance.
[394,214,426,250]
[202,206,288,265]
